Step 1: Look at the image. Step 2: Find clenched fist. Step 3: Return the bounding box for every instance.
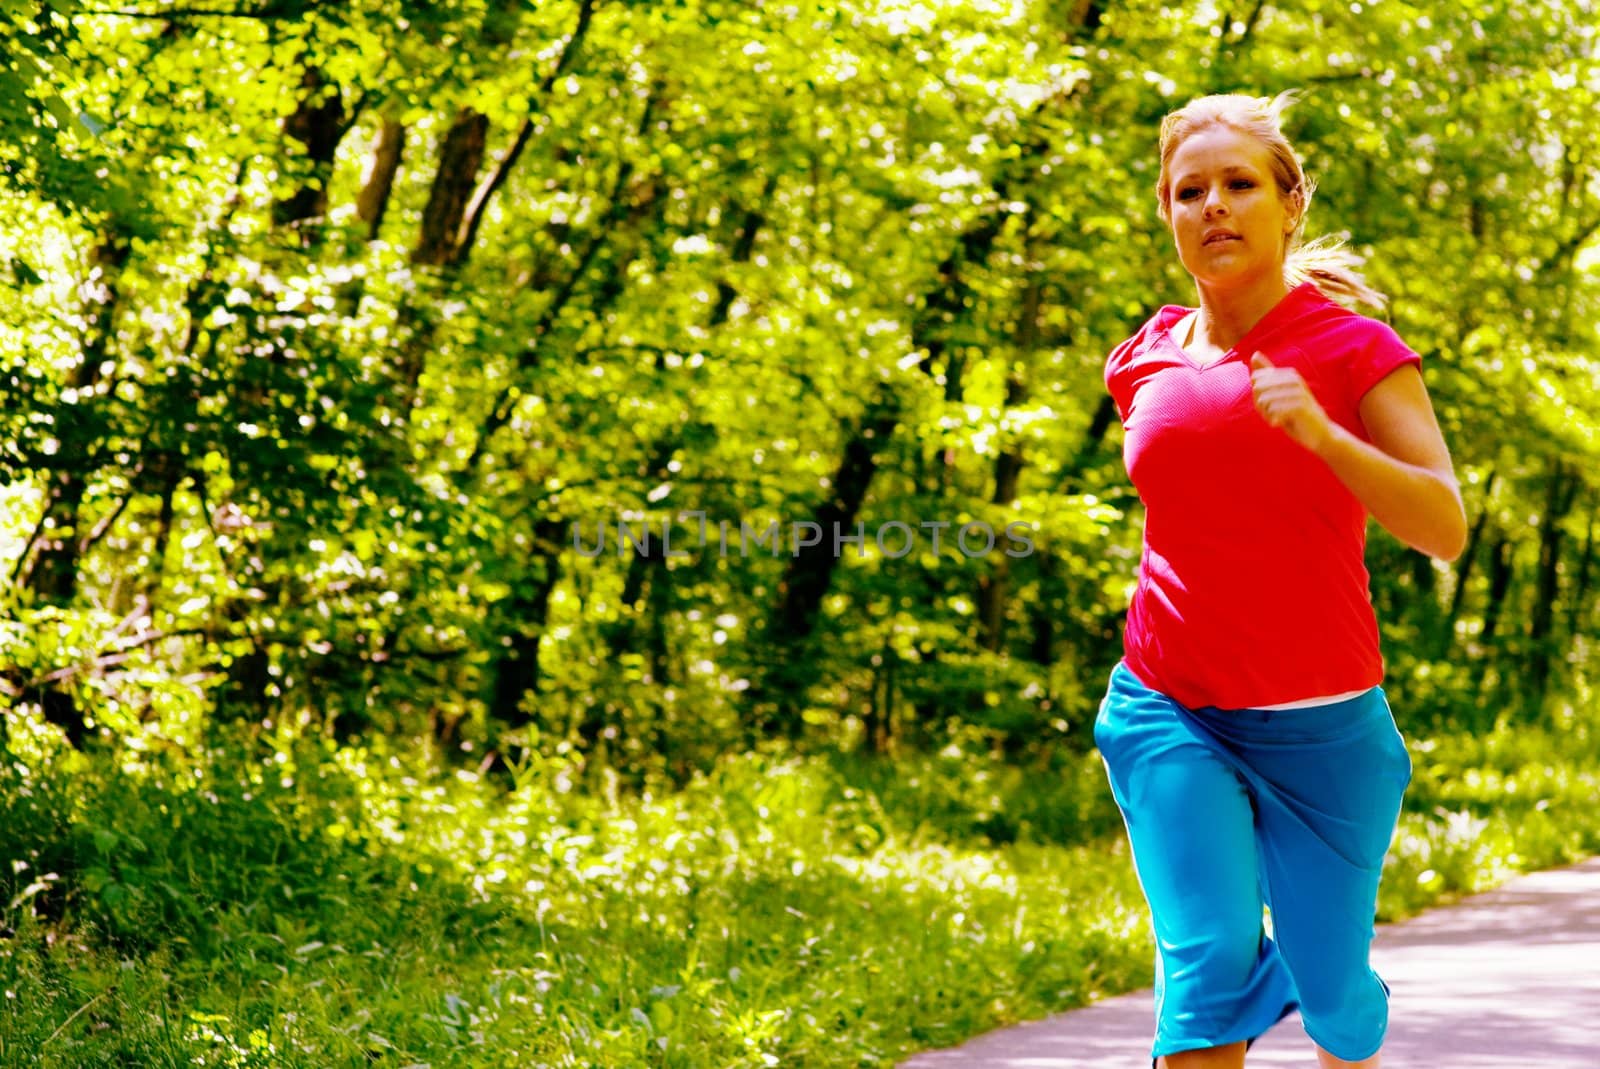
[1250,352,1334,454]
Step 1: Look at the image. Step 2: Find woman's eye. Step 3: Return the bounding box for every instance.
[1230,178,1255,189]
[1176,187,1201,201]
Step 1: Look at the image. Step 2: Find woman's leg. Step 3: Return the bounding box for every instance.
[1158,1041,1248,1068]
[1159,1033,1377,1065]
[1212,691,1411,1065]
[1096,667,1297,1063]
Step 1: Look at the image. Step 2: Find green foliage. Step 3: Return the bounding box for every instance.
[4,712,1599,1066]
[0,1,1599,1063]
[0,0,121,213]
[0,733,1147,1067]
[1380,709,1600,915]
[0,0,1596,761]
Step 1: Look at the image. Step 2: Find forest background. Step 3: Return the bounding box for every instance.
[1,0,1598,1066]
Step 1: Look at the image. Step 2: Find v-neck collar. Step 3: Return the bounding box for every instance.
[1156,282,1322,372]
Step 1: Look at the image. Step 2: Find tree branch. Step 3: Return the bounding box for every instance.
[82,5,317,19]
[77,487,134,556]
[24,627,210,689]
[456,0,598,260]
[467,85,663,465]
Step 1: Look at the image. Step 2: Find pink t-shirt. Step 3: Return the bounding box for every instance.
[1105,282,1421,710]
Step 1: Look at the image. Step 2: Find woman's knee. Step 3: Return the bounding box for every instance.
[1159,920,1272,1005]
[1296,970,1388,1061]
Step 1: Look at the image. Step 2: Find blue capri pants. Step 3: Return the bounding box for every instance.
[1094,662,1412,1063]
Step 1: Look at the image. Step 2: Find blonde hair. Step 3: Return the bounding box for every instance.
[1155,91,1386,310]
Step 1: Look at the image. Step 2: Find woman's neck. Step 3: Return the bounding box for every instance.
[1192,277,1293,352]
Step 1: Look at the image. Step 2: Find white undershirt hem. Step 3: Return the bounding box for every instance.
[1252,687,1371,711]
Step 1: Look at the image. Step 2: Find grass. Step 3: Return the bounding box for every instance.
[0,713,1597,1068]
[1379,709,1600,916]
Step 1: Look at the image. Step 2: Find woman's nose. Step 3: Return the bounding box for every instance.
[1203,188,1227,217]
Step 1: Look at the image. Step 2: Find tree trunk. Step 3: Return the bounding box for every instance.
[1479,532,1514,647]
[755,177,1056,735]
[386,6,611,737]
[1410,548,1437,596]
[1030,548,1058,668]
[1440,470,1496,655]
[489,517,567,727]
[977,439,1024,652]
[412,108,490,267]
[773,396,905,647]
[408,0,543,266]
[873,638,896,754]
[20,234,130,602]
[272,66,345,236]
[23,472,92,606]
[978,264,1039,653]
[357,118,405,241]
[1529,462,1579,698]
[1568,506,1594,639]
[1067,0,1107,38]
[17,231,131,746]
[146,465,183,601]
[389,0,598,396]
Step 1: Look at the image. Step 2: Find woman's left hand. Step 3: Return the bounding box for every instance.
[1249,352,1334,454]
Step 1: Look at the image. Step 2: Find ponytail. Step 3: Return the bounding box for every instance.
[1285,235,1387,310]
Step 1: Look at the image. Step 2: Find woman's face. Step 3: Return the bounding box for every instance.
[1164,124,1298,291]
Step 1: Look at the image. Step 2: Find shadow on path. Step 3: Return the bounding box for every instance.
[899,857,1600,1068]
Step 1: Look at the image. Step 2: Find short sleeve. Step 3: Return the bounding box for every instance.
[1347,321,1422,404]
[1104,333,1143,423]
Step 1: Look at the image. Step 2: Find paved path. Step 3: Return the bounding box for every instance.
[900,857,1600,1067]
